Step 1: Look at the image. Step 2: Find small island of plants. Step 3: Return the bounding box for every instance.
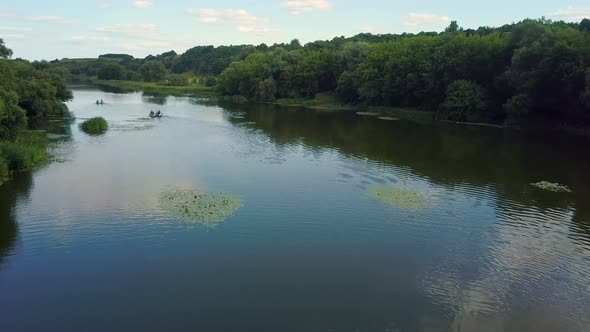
[80,117,108,135]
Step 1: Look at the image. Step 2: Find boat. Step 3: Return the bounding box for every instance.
[149,113,163,118]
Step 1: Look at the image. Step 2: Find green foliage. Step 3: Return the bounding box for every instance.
[205,76,217,87]
[80,117,108,135]
[52,18,590,127]
[0,131,48,171]
[440,80,487,122]
[165,73,188,86]
[140,61,166,82]
[257,78,277,102]
[97,62,125,80]
[503,94,530,126]
[0,88,27,139]
[0,40,68,185]
[0,39,12,59]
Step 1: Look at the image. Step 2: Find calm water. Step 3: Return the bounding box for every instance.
[1,88,590,332]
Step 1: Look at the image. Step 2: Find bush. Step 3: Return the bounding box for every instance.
[80,117,108,135]
[0,143,39,170]
[440,80,487,122]
[0,155,8,180]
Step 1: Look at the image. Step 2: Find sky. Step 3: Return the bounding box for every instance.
[0,0,588,60]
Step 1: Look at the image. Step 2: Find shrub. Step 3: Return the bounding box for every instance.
[0,155,8,180]
[80,117,108,135]
[440,80,487,122]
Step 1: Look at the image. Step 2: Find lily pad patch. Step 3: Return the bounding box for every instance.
[367,186,426,209]
[159,189,243,226]
[530,181,571,193]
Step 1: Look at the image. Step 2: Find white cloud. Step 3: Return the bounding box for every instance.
[99,3,112,9]
[187,8,267,25]
[187,8,275,33]
[24,16,77,24]
[281,0,332,15]
[0,27,33,32]
[3,34,25,39]
[551,5,590,21]
[68,35,111,43]
[97,23,161,40]
[236,26,278,34]
[133,1,153,9]
[403,12,450,27]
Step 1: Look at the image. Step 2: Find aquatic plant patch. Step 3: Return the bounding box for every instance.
[159,189,243,226]
[530,181,571,193]
[80,117,108,135]
[378,117,400,121]
[367,186,426,209]
[356,112,380,116]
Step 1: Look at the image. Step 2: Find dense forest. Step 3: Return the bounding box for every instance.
[59,18,590,127]
[0,39,72,182]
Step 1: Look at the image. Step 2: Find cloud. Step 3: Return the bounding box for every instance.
[0,10,13,17]
[133,1,153,9]
[0,26,33,39]
[97,23,161,40]
[187,8,275,33]
[68,35,111,44]
[3,34,26,39]
[403,12,450,27]
[0,27,33,32]
[187,8,267,25]
[24,16,77,24]
[551,5,590,21]
[236,26,278,34]
[99,3,112,9]
[281,0,332,15]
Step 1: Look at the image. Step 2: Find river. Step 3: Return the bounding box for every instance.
[1,87,589,331]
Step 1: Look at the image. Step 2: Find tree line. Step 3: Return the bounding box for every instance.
[1,39,72,139]
[56,18,590,126]
[0,39,72,181]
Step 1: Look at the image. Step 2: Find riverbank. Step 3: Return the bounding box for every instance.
[94,79,216,96]
[0,130,51,186]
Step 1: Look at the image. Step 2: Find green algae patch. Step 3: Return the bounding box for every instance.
[159,189,243,226]
[367,187,426,209]
[378,116,399,121]
[530,181,571,193]
[356,112,380,116]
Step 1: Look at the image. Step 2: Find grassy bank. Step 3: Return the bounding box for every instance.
[94,79,216,96]
[271,93,435,122]
[0,130,50,184]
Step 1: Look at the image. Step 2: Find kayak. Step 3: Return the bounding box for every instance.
[149,114,163,118]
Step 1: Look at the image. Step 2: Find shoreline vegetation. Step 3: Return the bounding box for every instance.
[80,117,108,135]
[56,18,590,131]
[0,39,72,186]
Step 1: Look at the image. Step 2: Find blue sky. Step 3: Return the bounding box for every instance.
[0,0,588,60]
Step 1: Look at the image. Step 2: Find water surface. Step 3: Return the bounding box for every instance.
[1,88,589,331]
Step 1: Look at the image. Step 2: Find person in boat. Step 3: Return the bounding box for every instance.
[96,100,99,105]
[155,110,161,117]
[149,110,155,117]
[100,99,104,104]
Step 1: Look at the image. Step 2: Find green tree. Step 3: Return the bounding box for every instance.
[97,62,125,80]
[257,78,277,102]
[440,80,487,122]
[140,61,166,82]
[580,18,590,32]
[0,39,12,59]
